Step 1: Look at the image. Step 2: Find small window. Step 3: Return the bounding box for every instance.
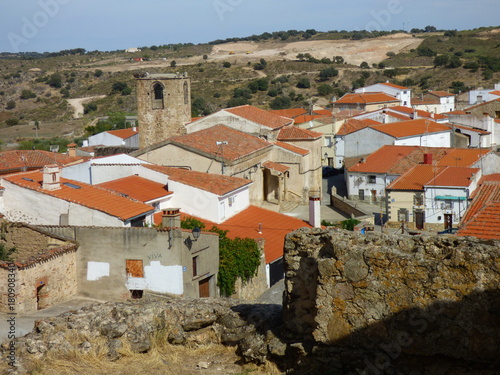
[368,175,376,184]
[183,81,189,105]
[192,256,199,277]
[126,259,144,278]
[324,136,333,147]
[358,189,365,200]
[398,208,408,222]
[152,82,164,109]
[414,193,423,206]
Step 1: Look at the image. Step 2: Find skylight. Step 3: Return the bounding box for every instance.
[63,182,81,189]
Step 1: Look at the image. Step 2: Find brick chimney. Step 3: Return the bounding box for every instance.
[162,208,181,228]
[42,165,61,191]
[423,153,433,165]
[309,196,321,228]
[67,143,77,157]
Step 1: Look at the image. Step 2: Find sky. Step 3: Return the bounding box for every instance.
[0,0,499,53]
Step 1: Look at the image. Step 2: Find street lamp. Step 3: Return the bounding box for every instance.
[184,227,201,246]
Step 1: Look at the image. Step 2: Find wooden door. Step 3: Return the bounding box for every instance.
[199,277,210,298]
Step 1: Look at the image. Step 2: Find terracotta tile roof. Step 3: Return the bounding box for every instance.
[268,108,307,118]
[143,164,252,196]
[3,171,154,221]
[445,110,467,115]
[97,175,172,202]
[334,92,399,105]
[458,181,500,240]
[0,150,84,175]
[171,125,272,161]
[333,109,365,119]
[445,123,490,135]
[312,109,333,116]
[390,106,447,120]
[106,128,138,140]
[488,90,500,96]
[387,165,445,190]
[464,98,500,111]
[225,105,293,129]
[293,114,330,124]
[262,161,290,174]
[336,118,381,136]
[371,119,450,138]
[380,82,409,90]
[387,165,478,190]
[164,207,312,264]
[428,90,454,97]
[277,125,322,140]
[273,141,309,156]
[348,145,489,174]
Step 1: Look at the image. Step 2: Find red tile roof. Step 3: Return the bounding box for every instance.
[97,175,172,202]
[293,114,330,124]
[143,164,252,196]
[160,207,312,264]
[387,165,478,190]
[390,106,447,120]
[336,118,381,136]
[489,90,500,96]
[333,109,365,119]
[106,128,138,140]
[371,119,450,138]
[312,109,333,116]
[445,123,490,135]
[428,90,454,97]
[3,171,154,221]
[274,141,309,156]
[458,181,500,240]
[380,82,409,90]
[0,150,84,175]
[262,161,290,174]
[334,92,399,105]
[171,125,272,161]
[269,108,307,118]
[277,125,322,140]
[348,145,490,174]
[225,105,293,129]
[410,98,439,105]
[464,98,500,111]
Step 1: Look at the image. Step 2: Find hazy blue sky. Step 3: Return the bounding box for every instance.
[1,0,499,53]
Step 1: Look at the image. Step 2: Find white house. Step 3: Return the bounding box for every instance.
[426,91,455,113]
[0,165,155,227]
[468,83,500,105]
[87,128,139,148]
[355,82,411,107]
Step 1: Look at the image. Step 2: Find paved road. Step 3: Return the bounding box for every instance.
[0,297,105,344]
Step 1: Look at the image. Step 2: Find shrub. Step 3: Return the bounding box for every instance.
[121,87,132,95]
[296,77,311,89]
[47,73,63,88]
[94,69,103,77]
[222,61,231,68]
[319,67,339,81]
[6,100,16,110]
[20,90,37,99]
[6,118,19,126]
[170,60,176,67]
[360,61,369,69]
[317,84,334,96]
[269,96,291,110]
[83,102,98,114]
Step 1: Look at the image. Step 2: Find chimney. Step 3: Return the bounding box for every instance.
[132,126,137,132]
[258,223,262,234]
[423,153,433,165]
[309,196,321,228]
[42,165,61,191]
[162,208,181,228]
[67,143,77,157]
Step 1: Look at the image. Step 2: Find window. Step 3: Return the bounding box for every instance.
[126,260,144,278]
[152,82,164,109]
[192,256,199,277]
[398,208,409,222]
[358,189,365,200]
[183,81,189,104]
[414,193,423,206]
[368,175,376,184]
[324,136,333,147]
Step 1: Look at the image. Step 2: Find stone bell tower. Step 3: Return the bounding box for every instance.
[135,72,191,149]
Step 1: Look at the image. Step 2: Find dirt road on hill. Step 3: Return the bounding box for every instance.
[67,95,106,119]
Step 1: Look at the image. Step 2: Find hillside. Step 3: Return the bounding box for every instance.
[0,27,499,149]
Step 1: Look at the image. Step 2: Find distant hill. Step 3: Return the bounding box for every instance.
[0,26,499,149]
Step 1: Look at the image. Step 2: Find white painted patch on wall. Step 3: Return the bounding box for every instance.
[87,261,110,281]
[125,261,183,295]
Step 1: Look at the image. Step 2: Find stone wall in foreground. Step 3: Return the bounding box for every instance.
[283,228,500,371]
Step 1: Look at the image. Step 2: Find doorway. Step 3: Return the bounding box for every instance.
[199,277,211,298]
[415,210,425,230]
[36,283,48,310]
[444,214,453,229]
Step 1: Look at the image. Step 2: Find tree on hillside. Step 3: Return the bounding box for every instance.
[296,77,311,89]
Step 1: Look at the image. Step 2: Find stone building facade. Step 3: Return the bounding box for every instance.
[136,73,191,149]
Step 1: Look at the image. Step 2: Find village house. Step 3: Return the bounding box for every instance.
[334,118,452,169]
[354,82,411,107]
[385,165,480,231]
[344,145,497,203]
[87,127,139,148]
[0,165,156,227]
[468,82,500,105]
[331,92,401,113]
